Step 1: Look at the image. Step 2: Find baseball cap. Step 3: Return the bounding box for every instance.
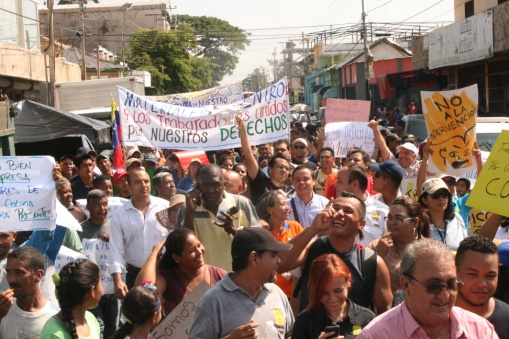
[385,133,401,142]
[143,153,158,164]
[396,142,419,156]
[421,178,449,195]
[153,166,171,176]
[96,154,110,162]
[231,228,292,259]
[127,148,141,158]
[370,160,404,184]
[292,138,308,147]
[76,146,90,155]
[113,169,128,183]
[59,154,74,162]
[125,158,141,169]
[190,158,202,165]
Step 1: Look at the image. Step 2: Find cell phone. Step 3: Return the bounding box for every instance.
[227,206,239,216]
[324,325,340,336]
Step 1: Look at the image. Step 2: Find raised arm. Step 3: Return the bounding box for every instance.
[368,120,392,160]
[416,141,431,197]
[134,240,167,294]
[236,116,259,180]
[477,213,505,240]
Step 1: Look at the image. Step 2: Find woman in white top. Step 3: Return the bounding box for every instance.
[418,178,467,250]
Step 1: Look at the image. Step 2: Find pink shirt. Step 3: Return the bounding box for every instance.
[357,302,498,339]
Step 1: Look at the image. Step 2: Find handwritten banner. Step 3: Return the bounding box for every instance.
[151,281,210,338]
[82,238,119,294]
[324,122,374,158]
[400,177,419,200]
[421,85,478,176]
[0,156,56,231]
[467,130,509,217]
[325,98,371,122]
[147,83,244,107]
[75,197,129,221]
[118,78,290,150]
[55,246,86,273]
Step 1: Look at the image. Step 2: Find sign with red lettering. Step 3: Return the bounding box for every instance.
[325,98,371,123]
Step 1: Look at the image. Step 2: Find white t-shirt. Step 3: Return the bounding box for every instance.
[0,299,59,339]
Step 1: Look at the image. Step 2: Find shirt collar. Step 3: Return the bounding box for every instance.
[222,272,271,294]
[402,301,425,338]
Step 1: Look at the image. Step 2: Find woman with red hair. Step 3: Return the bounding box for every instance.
[292,254,375,339]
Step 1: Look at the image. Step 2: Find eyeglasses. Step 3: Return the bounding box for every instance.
[273,164,290,171]
[384,216,414,224]
[293,145,306,149]
[406,275,463,294]
[374,171,388,179]
[443,179,456,186]
[430,190,449,199]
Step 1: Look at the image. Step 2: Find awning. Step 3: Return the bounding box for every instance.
[312,85,324,93]
[318,86,331,96]
[323,87,339,99]
[14,100,111,145]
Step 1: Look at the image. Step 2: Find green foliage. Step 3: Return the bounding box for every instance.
[127,15,249,94]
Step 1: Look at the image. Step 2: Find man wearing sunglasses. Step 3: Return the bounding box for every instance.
[291,138,317,171]
[358,239,498,338]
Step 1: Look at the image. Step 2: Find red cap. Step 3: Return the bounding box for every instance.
[113,169,129,183]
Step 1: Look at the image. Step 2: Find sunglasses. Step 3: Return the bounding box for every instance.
[406,275,463,294]
[430,190,449,199]
[293,145,306,149]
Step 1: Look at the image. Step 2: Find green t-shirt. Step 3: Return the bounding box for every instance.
[40,311,100,339]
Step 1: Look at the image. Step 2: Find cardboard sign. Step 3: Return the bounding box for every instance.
[82,239,119,294]
[55,246,86,273]
[400,177,419,200]
[467,208,491,235]
[118,78,290,151]
[147,83,243,107]
[324,122,374,157]
[421,85,478,176]
[0,156,56,231]
[151,281,210,338]
[325,98,371,122]
[467,130,509,217]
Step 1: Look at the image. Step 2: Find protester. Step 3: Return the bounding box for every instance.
[109,168,170,296]
[314,147,337,197]
[370,160,404,206]
[124,158,142,172]
[177,158,201,192]
[256,190,304,298]
[176,164,261,271]
[418,178,467,250]
[455,236,509,338]
[233,163,250,199]
[334,164,389,247]
[135,229,227,315]
[0,247,58,338]
[257,143,272,167]
[0,231,16,266]
[189,227,294,338]
[288,165,329,228]
[219,154,235,171]
[291,138,317,170]
[59,154,75,181]
[96,154,114,177]
[292,254,376,339]
[293,192,393,314]
[92,175,113,197]
[223,170,245,195]
[112,169,131,199]
[71,153,96,200]
[78,189,117,338]
[127,148,142,160]
[152,172,177,201]
[369,196,429,293]
[166,153,185,186]
[41,259,103,339]
[358,239,498,338]
[109,284,162,339]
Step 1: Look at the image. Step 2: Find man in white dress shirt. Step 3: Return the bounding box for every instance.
[335,163,389,247]
[109,168,169,299]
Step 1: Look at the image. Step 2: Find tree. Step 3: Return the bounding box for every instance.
[179,15,250,85]
[242,68,266,92]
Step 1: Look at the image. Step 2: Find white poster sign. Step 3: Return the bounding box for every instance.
[429,9,493,69]
[118,78,290,150]
[55,246,86,273]
[147,83,244,107]
[324,122,375,158]
[151,281,210,338]
[0,156,56,231]
[82,238,118,294]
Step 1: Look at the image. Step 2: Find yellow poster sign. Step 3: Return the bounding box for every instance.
[421,85,477,176]
[467,130,509,217]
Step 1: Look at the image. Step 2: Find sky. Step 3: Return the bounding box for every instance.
[102,0,455,85]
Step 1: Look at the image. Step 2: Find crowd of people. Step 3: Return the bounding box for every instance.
[0,114,508,339]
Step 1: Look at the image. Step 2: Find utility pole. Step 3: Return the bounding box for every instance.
[362,0,370,100]
[79,0,86,80]
[272,48,277,83]
[48,0,55,106]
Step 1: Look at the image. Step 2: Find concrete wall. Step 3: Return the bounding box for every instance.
[454,0,498,21]
[0,40,81,83]
[40,1,169,56]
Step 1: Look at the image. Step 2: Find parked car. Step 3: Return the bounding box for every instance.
[475,117,509,152]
